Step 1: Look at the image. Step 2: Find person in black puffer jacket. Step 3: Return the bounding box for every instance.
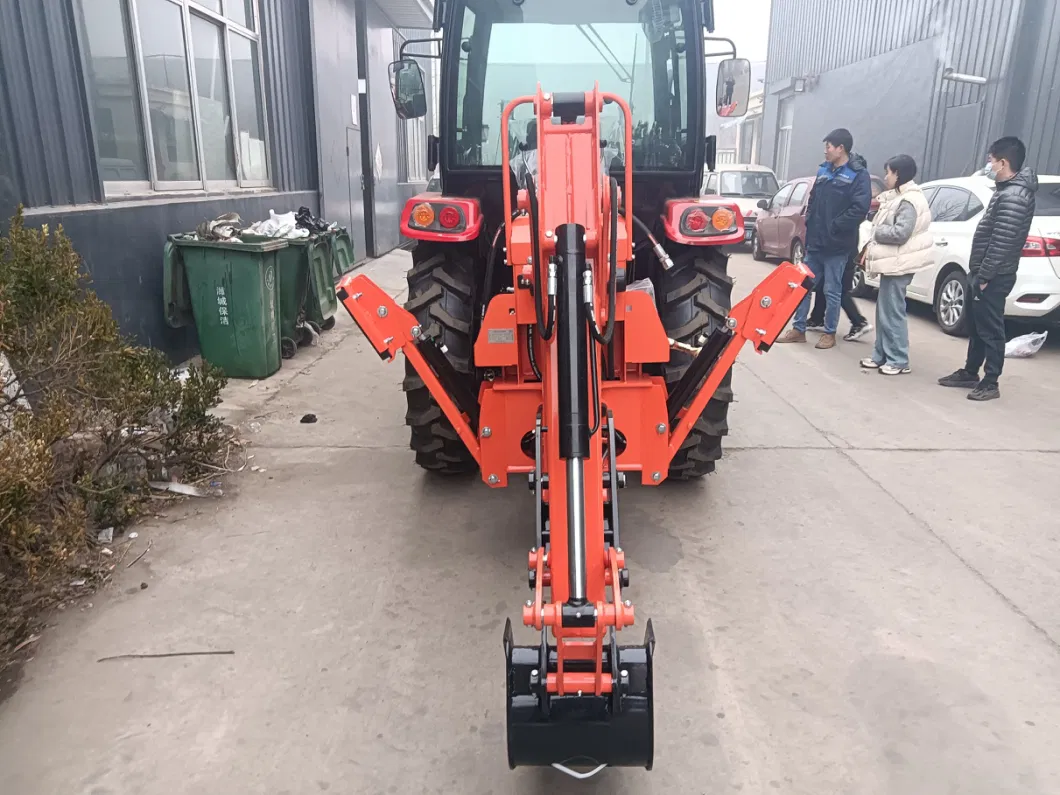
[939,136,1038,401]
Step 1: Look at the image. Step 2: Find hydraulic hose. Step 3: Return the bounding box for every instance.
[526,324,542,381]
[525,172,555,341]
[626,210,675,271]
[587,178,621,347]
[480,223,506,321]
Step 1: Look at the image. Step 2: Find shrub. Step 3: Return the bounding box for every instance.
[1,208,230,653]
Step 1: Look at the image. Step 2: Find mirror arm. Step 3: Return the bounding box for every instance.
[703,35,737,59]
[399,38,442,60]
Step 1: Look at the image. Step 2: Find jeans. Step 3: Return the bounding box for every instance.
[809,254,866,327]
[965,272,1017,385]
[793,251,846,334]
[871,273,914,368]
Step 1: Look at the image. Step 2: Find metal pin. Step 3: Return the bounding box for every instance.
[755,328,767,336]
[656,423,666,434]
[481,427,492,438]
[624,599,631,608]
[726,317,737,329]
[526,600,533,607]
[788,281,798,289]
[651,471,661,482]
[410,325,421,338]
[383,336,394,345]
[488,474,499,484]
[352,292,362,300]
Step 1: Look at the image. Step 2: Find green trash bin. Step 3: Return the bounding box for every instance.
[272,240,313,358]
[304,236,338,331]
[176,237,287,379]
[330,228,356,280]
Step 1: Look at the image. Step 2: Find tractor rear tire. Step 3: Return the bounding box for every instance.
[402,241,479,475]
[655,245,734,480]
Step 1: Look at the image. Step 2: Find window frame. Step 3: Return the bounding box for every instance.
[770,182,795,209]
[929,186,973,224]
[83,0,271,199]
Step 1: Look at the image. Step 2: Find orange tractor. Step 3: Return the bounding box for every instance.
[338,0,810,778]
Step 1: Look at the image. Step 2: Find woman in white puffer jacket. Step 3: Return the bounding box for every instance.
[859,155,934,375]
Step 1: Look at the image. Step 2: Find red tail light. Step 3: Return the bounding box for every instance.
[1023,236,1060,257]
[685,209,708,232]
[438,206,462,229]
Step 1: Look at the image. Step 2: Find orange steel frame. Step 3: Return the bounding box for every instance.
[337,85,811,698]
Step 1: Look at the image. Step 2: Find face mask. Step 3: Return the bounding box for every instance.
[984,161,997,180]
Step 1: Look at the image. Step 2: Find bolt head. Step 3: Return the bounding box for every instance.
[726,317,737,329]
[760,296,772,308]
[410,325,421,338]
[620,669,629,679]
[545,230,553,238]
[577,690,583,697]
[624,599,632,608]
[481,426,492,438]
[377,305,388,318]
[652,471,661,482]
[656,423,666,434]
[526,600,533,607]
[488,474,499,485]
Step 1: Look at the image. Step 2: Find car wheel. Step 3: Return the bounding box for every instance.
[935,270,969,337]
[850,265,872,298]
[790,239,804,266]
[751,231,766,261]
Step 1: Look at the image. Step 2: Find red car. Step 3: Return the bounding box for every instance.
[751,174,884,263]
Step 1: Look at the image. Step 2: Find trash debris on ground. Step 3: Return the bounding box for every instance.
[70,579,86,587]
[128,532,139,539]
[148,481,221,498]
[301,413,318,424]
[11,634,41,654]
[248,422,262,433]
[1005,330,1048,358]
[96,527,114,544]
[100,548,113,557]
[97,649,233,663]
[127,541,153,569]
[140,582,149,590]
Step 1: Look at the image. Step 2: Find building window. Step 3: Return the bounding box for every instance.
[79,0,270,197]
[775,96,794,181]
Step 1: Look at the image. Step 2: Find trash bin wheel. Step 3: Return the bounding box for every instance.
[321,315,337,331]
[281,337,298,359]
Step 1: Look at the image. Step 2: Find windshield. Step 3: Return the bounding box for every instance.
[451,0,695,171]
[719,171,779,198]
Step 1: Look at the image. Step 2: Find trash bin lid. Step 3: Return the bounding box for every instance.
[171,235,289,252]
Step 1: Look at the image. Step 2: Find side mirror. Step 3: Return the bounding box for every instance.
[705,134,717,173]
[388,59,427,120]
[715,57,751,118]
[757,198,769,210]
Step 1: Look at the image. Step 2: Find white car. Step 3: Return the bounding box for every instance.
[855,174,1060,335]
[702,164,780,245]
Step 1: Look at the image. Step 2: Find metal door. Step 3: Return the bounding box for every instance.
[346,126,368,264]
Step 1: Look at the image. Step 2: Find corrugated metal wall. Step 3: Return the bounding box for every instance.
[0,0,100,211]
[763,0,1059,179]
[259,0,319,193]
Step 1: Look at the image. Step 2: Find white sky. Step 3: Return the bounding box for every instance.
[712,0,772,63]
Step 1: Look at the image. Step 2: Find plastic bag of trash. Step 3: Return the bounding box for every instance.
[245,210,310,239]
[1004,330,1048,358]
[626,278,656,303]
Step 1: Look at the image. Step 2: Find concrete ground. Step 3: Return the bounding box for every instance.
[2,249,1060,795]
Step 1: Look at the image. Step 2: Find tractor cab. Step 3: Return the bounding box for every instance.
[390,0,750,221]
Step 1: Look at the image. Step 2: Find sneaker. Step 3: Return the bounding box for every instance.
[843,322,873,342]
[776,329,807,343]
[806,321,825,332]
[879,364,911,376]
[938,369,980,388]
[967,382,1000,401]
[860,358,881,369]
[815,333,836,349]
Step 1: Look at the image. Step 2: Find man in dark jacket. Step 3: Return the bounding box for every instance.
[939,137,1038,401]
[778,128,872,348]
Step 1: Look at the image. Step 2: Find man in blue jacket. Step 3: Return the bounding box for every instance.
[778,128,872,349]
